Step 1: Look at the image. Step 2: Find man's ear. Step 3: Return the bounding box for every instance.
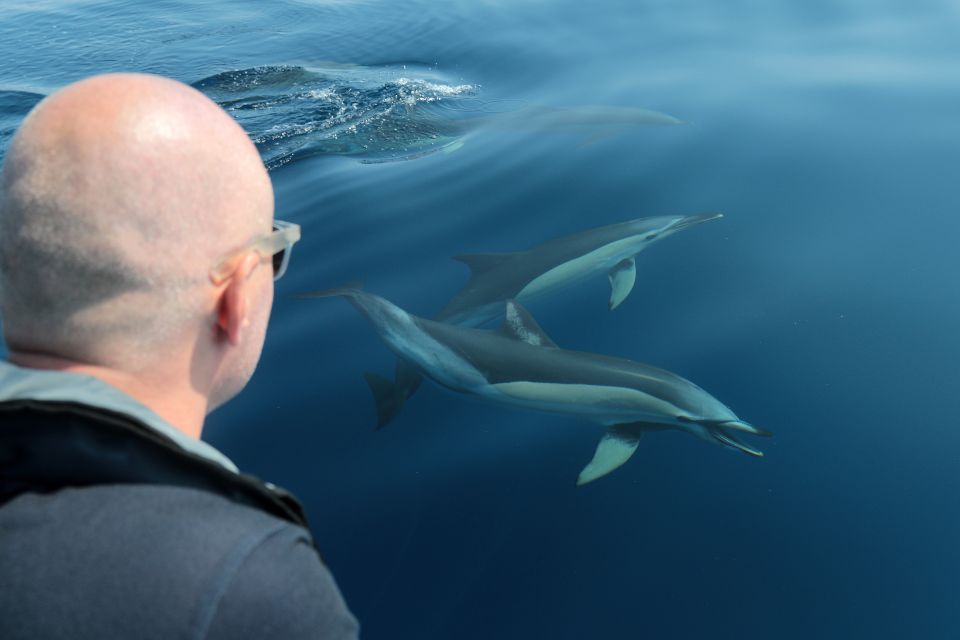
[216,252,262,346]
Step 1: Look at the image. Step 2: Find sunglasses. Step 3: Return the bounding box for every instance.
[210,219,302,285]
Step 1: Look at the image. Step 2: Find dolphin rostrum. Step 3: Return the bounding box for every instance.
[300,286,769,485]
[374,213,724,428]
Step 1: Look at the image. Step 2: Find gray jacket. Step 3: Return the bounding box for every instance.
[0,362,360,639]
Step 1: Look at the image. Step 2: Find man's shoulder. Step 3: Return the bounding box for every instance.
[5,482,300,546]
[0,484,359,639]
[0,483,311,592]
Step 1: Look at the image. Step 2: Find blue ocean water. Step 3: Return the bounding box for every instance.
[2,0,960,637]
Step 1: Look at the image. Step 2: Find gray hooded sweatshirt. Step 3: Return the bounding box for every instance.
[0,361,360,639]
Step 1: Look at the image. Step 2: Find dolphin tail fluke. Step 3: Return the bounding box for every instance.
[607,257,637,310]
[294,281,364,300]
[576,423,645,486]
[363,372,407,430]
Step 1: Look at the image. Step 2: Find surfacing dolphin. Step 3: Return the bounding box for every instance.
[300,287,769,485]
[372,213,724,428]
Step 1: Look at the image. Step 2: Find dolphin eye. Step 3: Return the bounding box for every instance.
[645,233,658,240]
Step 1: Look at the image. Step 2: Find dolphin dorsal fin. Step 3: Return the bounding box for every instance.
[451,252,518,275]
[497,300,558,348]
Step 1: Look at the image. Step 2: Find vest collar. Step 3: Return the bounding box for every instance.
[0,360,311,531]
[0,360,238,473]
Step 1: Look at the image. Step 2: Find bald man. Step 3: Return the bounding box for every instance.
[0,74,359,639]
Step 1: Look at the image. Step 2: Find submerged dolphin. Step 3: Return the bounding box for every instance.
[437,213,723,326]
[301,287,769,485]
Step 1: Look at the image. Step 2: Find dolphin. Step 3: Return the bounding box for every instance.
[437,213,723,326]
[300,287,769,485]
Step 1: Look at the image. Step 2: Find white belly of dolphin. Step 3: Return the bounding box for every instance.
[489,381,682,425]
[517,236,641,300]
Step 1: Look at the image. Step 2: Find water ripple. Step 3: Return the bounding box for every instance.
[193,64,479,168]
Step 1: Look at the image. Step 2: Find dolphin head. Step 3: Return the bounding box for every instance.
[626,212,723,247]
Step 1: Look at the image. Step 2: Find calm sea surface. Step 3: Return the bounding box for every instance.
[2,0,960,638]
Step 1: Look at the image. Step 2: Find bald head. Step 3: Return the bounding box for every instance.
[0,73,274,367]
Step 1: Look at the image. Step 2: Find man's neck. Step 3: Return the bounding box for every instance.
[8,351,207,440]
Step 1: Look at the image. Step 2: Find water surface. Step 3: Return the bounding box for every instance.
[2,0,959,638]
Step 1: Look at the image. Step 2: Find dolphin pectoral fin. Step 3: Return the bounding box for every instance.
[576,424,644,486]
[607,257,636,310]
[363,372,407,430]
